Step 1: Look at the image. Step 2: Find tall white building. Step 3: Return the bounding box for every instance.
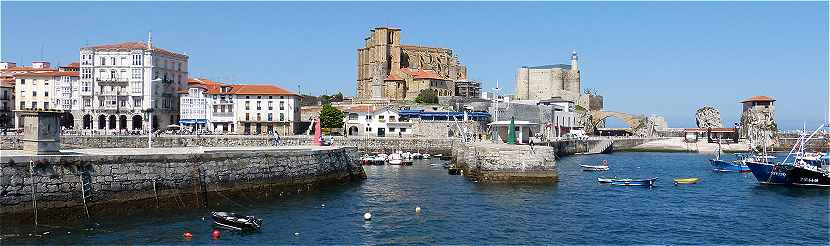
[73,35,188,131]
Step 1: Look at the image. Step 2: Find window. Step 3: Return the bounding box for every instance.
[100,57,106,66]
[279,113,284,121]
[389,128,395,132]
[84,98,91,107]
[245,101,250,110]
[378,115,385,122]
[44,102,49,109]
[267,113,273,121]
[20,101,25,109]
[256,101,261,110]
[31,102,37,109]
[256,113,261,121]
[390,116,396,122]
[132,69,141,79]
[121,57,126,66]
[279,101,284,110]
[110,57,116,66]
[268,101,273,110]
[44,91,48,97]
[32,91,37,97]
[401,128,407,133]
[245,113,250,121]
[20,79,25,85]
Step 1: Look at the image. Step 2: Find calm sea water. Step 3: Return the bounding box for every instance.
[4,152,828,245]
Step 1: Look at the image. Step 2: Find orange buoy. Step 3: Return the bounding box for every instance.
[183,231,193,240]
[211,229,221,240]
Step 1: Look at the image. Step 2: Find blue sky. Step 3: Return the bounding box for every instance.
[2,1,827,129]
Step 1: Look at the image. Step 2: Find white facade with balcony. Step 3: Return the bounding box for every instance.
[72,37,188,132]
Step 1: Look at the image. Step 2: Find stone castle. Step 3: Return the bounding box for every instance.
[356,27,468,100]
[515,51,581,102]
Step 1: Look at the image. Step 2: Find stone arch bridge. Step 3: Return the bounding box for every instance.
[589,111,647,129]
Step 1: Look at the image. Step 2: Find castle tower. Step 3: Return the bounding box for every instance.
[568,50,580,95]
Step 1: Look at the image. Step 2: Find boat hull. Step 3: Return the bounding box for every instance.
[581,165,609,171]
[745,161,791,185]
[610,178,658,186]
[709,159,751,172]
[673,178,700,185]
[788,165,830,187]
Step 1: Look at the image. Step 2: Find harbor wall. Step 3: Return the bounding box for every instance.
[547,137,658,156]
[0,147,365,225]
[0,135,459,155]
[452,143,558,183]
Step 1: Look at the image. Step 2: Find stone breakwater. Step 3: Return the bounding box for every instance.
[0,146,365,225]
[1,135,459,155]
[452,143,558,183]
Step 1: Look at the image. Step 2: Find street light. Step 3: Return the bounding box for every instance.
[147,78,162,148]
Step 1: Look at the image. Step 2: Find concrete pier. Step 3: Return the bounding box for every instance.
[0,146,365,225]
[452,142,557,183]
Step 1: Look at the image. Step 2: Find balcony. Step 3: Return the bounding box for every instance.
[213,112,233,117]
[96,78,129,83]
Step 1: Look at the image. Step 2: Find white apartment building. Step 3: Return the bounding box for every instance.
[182,78,301,135]
[13,71,79,128]
[73,36,188,131]
[1,77,14,128]
[343,105,413,137]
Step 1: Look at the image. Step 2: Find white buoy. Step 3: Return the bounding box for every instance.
[321,204,326,208]
[415,207,422,213]
[294,232,300,236]
[363,212,372,221]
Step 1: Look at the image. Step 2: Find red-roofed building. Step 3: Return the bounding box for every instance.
[74,33,189,131]
[13,70,80,128]
[178,78,300,135]
[740,95,775,112]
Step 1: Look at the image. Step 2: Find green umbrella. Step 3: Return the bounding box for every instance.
[507,117,516,144]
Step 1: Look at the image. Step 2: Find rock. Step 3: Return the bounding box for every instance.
[695,106,723,128]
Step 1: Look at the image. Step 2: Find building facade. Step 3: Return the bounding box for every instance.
[73,36,188,131]
[515,52,581,102]
[13,71,79,128]
[343,105,413,137]
[1,77,14,128]
[454,80,481,99]
[356,27,468,100]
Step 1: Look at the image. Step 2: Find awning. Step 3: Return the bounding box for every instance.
[178,119,208,124]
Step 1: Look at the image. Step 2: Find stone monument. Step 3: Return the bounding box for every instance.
[17,110,62,155]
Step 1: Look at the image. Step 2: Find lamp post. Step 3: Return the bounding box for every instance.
[147,78,162,148]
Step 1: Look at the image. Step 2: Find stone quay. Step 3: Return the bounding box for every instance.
[0,146,365,226]
[452,142,558,183]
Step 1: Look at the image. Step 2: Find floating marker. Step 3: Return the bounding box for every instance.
[211,229,221,240]
[415,207,422,213]
[183,231,193,240]
[363,212,372,221]
[321,204,326,208]
[294,232,300,236]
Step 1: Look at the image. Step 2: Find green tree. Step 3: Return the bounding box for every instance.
[320,103,344,129]
[415,89,439,104]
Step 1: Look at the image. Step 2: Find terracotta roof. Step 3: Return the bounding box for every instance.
[84,42,188,58]
[63,62,80,68]
[229,84,297,96]
[342,105,376,113]
[0,66,57,72]
[14,71,79,77]
[740,95,775,103]
[188,78,225,94]
[400,68,446,80]
[1,76,14,87]
[384,73,404,81]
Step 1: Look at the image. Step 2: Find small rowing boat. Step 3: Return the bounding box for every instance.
[211,211,263,231]
[610,177,658,186]
[581,165,609,171]
[673,177,700,185]
[597,177,616,183]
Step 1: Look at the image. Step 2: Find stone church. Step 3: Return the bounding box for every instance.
[356,27,468,100]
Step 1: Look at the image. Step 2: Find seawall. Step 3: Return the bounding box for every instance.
[0,146,365,226]
[1,135,459,155]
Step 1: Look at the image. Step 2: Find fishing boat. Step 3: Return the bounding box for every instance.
[581,160,609,171]
[609,178,658,186]
[388,153,403,165]
[709,143,750,172]
[211,212,263,231]
[597,177,616,183]
[673,177,700,185]
[745,124,830,186]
